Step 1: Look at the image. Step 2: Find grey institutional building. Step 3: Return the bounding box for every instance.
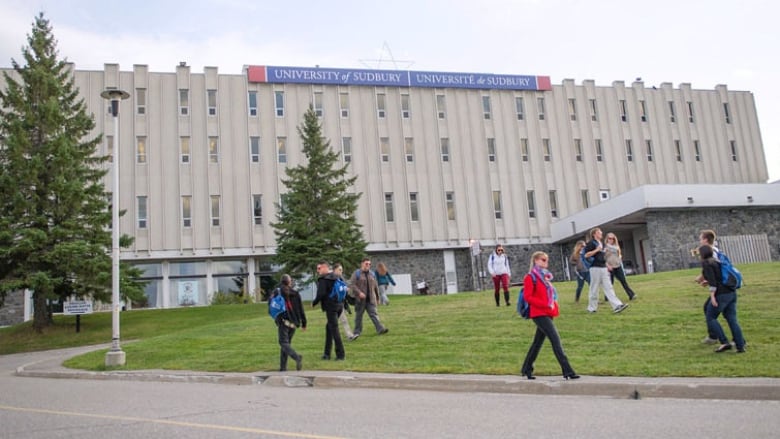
[1,62,778,316]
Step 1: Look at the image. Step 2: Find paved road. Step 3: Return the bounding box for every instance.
[2,347,780,438]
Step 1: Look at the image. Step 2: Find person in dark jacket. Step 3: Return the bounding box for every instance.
[312,261,345,360]
[520,251,579,380]
[699,245,746,353]
[274,274,306,371]
[349,258,389,338]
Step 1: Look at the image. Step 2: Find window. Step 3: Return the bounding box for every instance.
[487,138,496,162]
[493,191,503,219]
[687,101,695,123]
[515,97,525,120]
[436,94,446,119]
[182,196,192,228]
[537,97,546,120]
[179,89,189,116]
[526,190,536,218]
[380,137,390,162]
[342,137,352,163]
[277,137,287,163]
[384,193,394,222]
[482,95,492,120]
[339,92,349,118]
[137,196,147,229]
[646,140,654,162]
[440,138,450,162]
[640,100,648,122]
[675,140,683,162]
[210,195,220,227]
[250,136,260,163]
[106,135,113,163]
[521,138,529,162]
[136,88,146,115]
[730,140,738,161]
[568,98,576,121]
[404,137,414,162]
[574,138,583,162]
[278,193,290,214]
[694,140,702,161]
[248,91,258,116]
[581,190,590,208]
[595,139,603,162]
[589,98,598,121]
[620,99,628,122]
[208,137,219,163]
[625,139,634,162]
[723,102,731,124]
[543,138,552,161]
[668,101,676,123]
[409,192,419,222]
[180,137,190,164]
[401,93,410,118]
[252,194,263,225]
[376,93,386,118]
[207,89,217,116]
[445,192,456,220]
[313,92,323,117]
[599,190,611,201]
[136,136,147,163]
[549,190,558,218]
[274,91,284,117]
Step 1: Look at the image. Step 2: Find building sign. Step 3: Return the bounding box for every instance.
[63,300,93,315]
[247,65,551,91]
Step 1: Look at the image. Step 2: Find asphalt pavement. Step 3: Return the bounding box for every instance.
[10,344,780,401]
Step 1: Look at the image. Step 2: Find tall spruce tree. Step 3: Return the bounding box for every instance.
[272,106,367,281]
[0,13,132,330]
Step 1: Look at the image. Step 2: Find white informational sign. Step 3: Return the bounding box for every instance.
[178,281,198,306]
[63,300,93,315]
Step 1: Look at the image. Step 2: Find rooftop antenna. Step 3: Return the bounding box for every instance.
[359,41,414,70]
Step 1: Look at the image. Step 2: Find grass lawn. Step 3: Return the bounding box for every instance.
[1,262,778,378]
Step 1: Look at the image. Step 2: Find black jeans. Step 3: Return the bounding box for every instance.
[324,307,345,359]
[521,316,575,377]
[277,320,300,371]
[610,266,636,300]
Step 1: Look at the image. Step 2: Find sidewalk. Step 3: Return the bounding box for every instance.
[13,345,780,401]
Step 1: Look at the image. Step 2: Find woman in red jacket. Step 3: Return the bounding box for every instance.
[520,251,580,380]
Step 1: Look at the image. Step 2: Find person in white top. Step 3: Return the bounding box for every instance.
[487,245,512,306]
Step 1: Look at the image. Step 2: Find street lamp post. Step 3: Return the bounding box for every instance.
[101,88,130,367]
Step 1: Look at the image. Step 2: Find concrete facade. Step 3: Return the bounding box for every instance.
[0,63,773,312]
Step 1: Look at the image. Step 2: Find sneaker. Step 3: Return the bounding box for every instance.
[378,328,389,335]
[613,303,629,314]
[506,302,511,306]
[715,343,732,353]
[348,333,360,341]
[295,355,303,371]
[701,337,718,345]
[629,294,637,301]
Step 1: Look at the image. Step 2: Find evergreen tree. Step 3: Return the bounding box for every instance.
[272,106,367,282]
[0,13,142,330]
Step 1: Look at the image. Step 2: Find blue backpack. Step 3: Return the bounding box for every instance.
[268,288,287,319]
[580,242,595,270]
[516,272,539,319]
[718,252,743,289]
[329,277,349,302]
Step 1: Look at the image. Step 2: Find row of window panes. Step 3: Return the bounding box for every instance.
[136,194,264,229]
[134,86,735,127]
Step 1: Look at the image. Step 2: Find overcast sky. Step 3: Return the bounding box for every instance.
[1,0,777,182]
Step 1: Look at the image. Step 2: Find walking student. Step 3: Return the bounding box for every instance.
[570,240,590,303]
[604,232,637,301]
[520,251,579,380]
[584,227,629,314]
[274,274,306,371]
[695,229,721,344]
[698,244,746,353]
[349,258,389,338]
[374,262,396,305]
[311,261,345,361]
[333,263,356,341]
[488,244,512,306]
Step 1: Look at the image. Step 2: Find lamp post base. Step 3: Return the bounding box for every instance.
[105,349,126,367]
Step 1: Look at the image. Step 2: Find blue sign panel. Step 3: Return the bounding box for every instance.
[266,66,409,87]
[410,70,539,90]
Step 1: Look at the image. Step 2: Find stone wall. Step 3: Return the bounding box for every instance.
[0,290,25,327]
[647,207,780,272]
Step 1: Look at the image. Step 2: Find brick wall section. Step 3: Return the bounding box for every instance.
[647,207,780,272]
